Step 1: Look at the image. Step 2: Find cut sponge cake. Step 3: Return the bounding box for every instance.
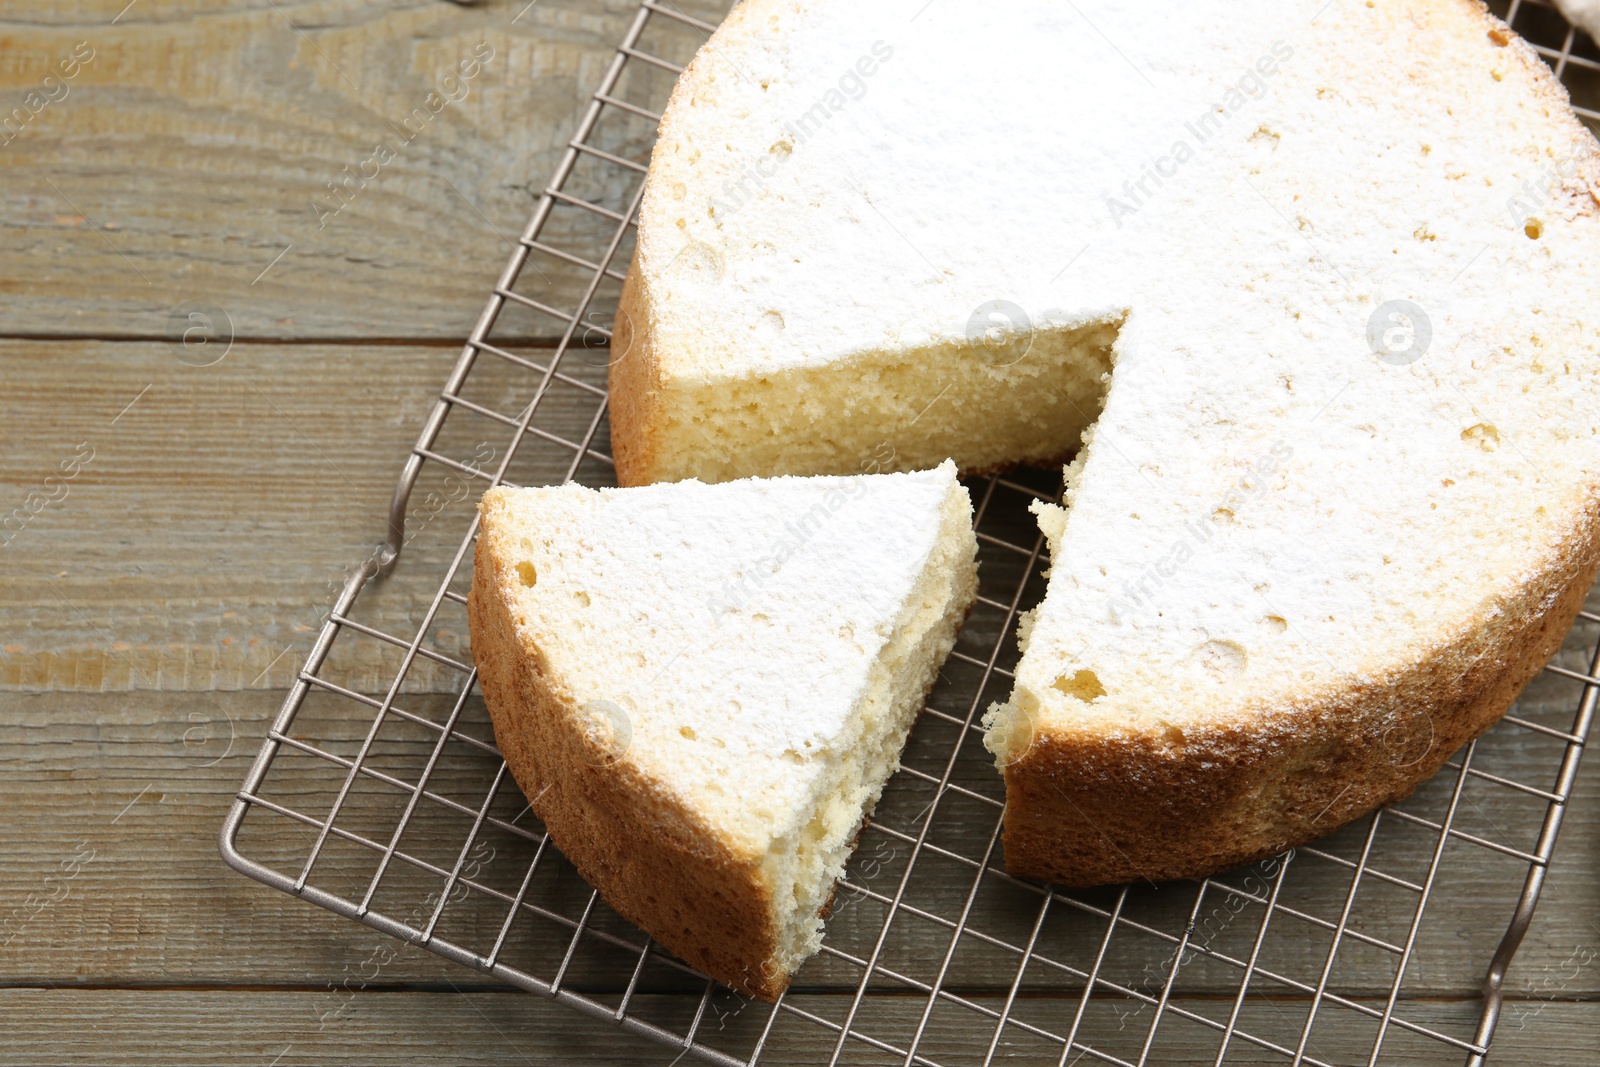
[468,462,977,998]
[612,0,1600,885]
[1554,0,1600,44]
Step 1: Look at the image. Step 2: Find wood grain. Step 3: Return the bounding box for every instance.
[0,988,1594,1067]
[0,0,722,343]
[2,691,1596,1000]
[0,339,612,694]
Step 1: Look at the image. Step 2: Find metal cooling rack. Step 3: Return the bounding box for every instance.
[222,1,1600,1063]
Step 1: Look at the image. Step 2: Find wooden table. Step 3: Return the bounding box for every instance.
[2,2,1596,1064]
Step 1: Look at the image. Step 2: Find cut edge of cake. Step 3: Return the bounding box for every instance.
[982,479,1600,886]
[611,259,1122,486]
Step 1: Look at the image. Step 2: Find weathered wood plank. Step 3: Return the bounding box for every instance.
[0,988,1592,1066]
[0,0,727,342]
[2,690,1596,1004]
[0,339,611,693]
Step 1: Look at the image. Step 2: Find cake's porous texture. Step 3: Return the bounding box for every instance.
[469,464,977,997]
[612,0,1600,886]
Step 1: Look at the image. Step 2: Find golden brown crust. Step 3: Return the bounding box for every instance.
[468,527,788,999]
[607,262,667,488]
[607,0,768,489]
[1002,495,1600,886]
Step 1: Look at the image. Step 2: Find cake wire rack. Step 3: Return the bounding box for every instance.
[221,1,1600,1063]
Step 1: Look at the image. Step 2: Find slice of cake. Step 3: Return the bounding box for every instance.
[612,0,1600,884]
[1554,0,1600,44]
[468,462,977,998]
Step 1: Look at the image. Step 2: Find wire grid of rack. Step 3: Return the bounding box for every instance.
[221,1,1600,1063]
